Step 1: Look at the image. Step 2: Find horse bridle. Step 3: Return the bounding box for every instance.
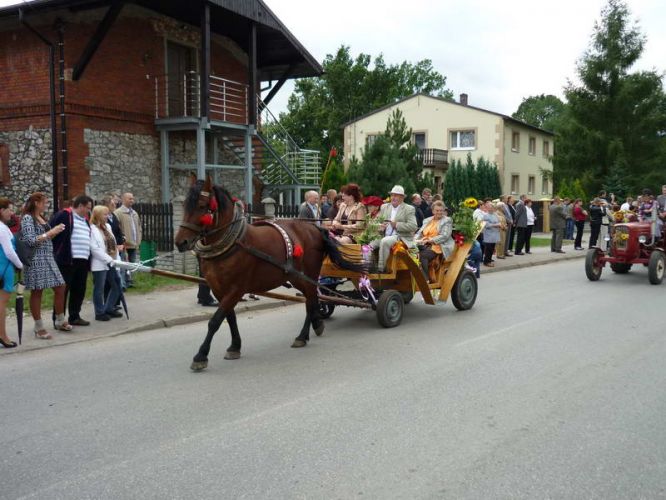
[179,190,247,258]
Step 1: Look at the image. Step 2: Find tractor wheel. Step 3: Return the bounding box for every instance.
[610,263,632,274]
[376,290,404,328]
[451,270,478,311]
[648,251,665,285]
[585,249,604,281]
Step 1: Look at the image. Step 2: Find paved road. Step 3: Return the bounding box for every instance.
[2,259,665,499]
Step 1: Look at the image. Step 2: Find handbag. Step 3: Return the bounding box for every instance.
[16,217,38,267]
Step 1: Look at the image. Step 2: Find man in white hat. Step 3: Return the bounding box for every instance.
[370,185,418,271]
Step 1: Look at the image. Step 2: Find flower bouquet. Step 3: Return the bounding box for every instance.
[356,214,385,246]
[452,198,482,246]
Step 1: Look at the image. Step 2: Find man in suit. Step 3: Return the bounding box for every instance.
[513,194,528,255]
[549,197,567,253]
[370,185,418,272]
[298,190,319,223]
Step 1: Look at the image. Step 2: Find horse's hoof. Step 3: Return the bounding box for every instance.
[291,339,307,348]
[190,359,208,371]
[314,323,325,336]
[224,351,241,360]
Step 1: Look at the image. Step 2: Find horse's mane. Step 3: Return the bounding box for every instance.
[185,180,232,214]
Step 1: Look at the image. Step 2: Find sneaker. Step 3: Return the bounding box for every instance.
[95,314,111,321]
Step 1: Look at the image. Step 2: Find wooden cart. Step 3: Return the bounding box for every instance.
[317,239,478,327]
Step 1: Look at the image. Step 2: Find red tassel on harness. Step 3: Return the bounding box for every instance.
[209,197,218,212]
[199,213,214,226]
[293,244,304,258]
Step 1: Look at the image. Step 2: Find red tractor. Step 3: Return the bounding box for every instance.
[585,214,666,284]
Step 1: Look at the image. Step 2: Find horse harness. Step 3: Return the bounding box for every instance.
[180,191,310,282]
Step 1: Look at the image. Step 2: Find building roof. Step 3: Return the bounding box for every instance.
[0,0,323,81]
[342,93,555,136]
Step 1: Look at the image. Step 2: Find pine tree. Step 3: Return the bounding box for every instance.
[320,154,348,193]
[556,0,666,193]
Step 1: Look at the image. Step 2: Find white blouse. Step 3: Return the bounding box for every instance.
[526,206,536,226]
[0,222,23,269]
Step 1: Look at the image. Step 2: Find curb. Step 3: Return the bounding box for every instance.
[482,251,585,273]
[2,254,584,355]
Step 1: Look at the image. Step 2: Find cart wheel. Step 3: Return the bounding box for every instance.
[400,290,414,304]
[376,290,404,328]
[610,262,632,274]
[318,302,335,320]
[451,270,477,311]
[585,249,603,281]
[648,250,665,285]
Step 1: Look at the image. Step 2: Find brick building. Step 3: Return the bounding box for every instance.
[0,0,322,210]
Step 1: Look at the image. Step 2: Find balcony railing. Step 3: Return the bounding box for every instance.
[154,72,248,124]
[416,148,448,168]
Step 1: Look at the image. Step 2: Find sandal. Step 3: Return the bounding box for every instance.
[55,322,73,332]
[34,330,52,340]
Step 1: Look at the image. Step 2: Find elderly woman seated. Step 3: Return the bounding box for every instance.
[362,195,384,219]
[327,183,366,244]
[414,200,454,281]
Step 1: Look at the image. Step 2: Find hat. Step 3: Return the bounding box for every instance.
[389,185,405,196]
[362,195,384,207]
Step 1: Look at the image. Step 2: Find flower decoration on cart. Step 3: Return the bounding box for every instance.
[452,198,482,246]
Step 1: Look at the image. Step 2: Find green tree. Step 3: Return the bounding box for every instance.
[555,0,666,194]
[280,46,453,157]
[320,152,348,193]
[512,94,566,132]
[348,136,415,196]
[348,110,435,196]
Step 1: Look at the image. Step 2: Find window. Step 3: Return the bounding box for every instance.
[528,136,536,156]
[449,129,475,150]
[528,175,535,194]
[511,131,520,152]
[511,174,520,194]
[412,132,426,151]
[543,140,550,157]
[366,134,379,147]
[542,176,549,194]
[0,144,9,186]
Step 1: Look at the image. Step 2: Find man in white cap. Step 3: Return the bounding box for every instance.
[370,185,418,271]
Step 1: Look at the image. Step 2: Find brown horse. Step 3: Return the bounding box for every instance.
[175,176,363,371]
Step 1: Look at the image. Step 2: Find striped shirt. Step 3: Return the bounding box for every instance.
[71,213,91,259]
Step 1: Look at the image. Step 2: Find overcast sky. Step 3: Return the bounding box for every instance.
[2,0,664,117]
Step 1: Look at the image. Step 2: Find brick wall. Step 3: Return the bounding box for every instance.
[0,5,251,203]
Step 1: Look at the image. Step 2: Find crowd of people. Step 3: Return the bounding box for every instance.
[0,191,142,348]
[3,183,664,349]
[299,184,666,281]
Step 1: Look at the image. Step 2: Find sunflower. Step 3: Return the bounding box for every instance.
[464,197,479,209]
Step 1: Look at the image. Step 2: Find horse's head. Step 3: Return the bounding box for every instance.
[175,174,232,252]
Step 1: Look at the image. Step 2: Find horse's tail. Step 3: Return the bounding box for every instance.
[320,229,368,273]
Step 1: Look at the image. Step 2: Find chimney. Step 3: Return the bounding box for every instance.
[459,93,468,105]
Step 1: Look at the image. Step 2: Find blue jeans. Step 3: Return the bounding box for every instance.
[93,268,121,316]
[565,219,575,240]
[468,241,483,278]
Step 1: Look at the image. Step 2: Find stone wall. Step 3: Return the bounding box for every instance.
[167,131,248,202]
[0,127,54,204]
[84,129,160,202]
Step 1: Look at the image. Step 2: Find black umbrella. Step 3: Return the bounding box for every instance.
[110,266,129,319]
[15,271,24,345]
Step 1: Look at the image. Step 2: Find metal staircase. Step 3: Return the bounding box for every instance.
[256,99,321,187]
